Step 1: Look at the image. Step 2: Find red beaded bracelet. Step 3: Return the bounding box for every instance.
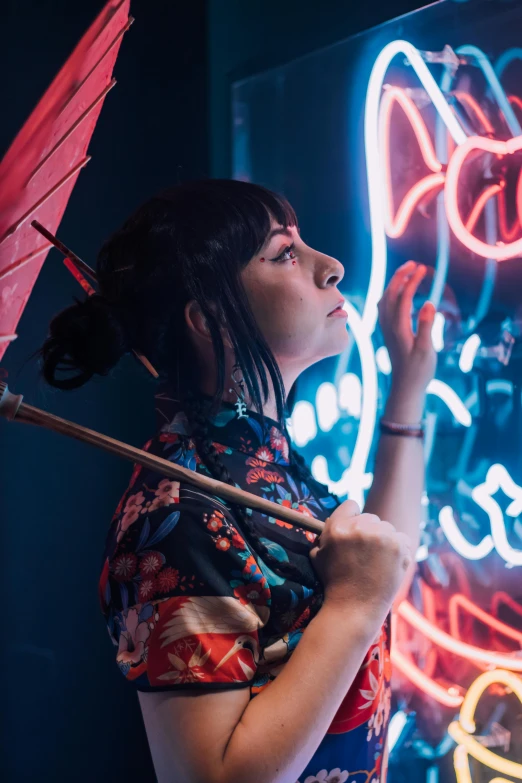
[379,418,425,438]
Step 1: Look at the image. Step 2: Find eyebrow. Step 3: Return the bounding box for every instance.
[263,226,298,246]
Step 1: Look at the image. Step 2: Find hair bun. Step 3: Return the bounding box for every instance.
[40,294,130,389]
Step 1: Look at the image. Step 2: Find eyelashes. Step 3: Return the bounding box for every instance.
[270,242,297,263]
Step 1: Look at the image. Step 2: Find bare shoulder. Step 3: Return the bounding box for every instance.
[138,686,251,783]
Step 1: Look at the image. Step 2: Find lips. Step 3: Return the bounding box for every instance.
[328,299,346,315]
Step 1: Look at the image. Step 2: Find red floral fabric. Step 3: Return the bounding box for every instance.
[99,386,392,782]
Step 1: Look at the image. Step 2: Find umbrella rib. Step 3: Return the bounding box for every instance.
[27,80,117,185]
[0,156,91,244]
[60,15,134,117]
[0,243,53,282]
[0,16,131,188]
[0,0,133,366]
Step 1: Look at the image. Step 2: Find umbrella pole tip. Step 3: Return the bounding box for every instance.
[0,381,24,421]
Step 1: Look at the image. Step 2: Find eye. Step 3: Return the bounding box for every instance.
[270,243,297,263]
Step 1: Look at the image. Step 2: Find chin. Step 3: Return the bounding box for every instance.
[322,329,350,358]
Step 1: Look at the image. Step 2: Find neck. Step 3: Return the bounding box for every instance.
[198,375,279,421]
[198,361,303,423]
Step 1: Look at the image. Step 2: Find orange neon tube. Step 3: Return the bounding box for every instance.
[445,135,522,260]
[380,86,522,260]
[449,593,522,646]
[391,646,464,708]
[397,601,522,670]
[379,87,444,238]
[465,183,504,234]
[454,91,495,135]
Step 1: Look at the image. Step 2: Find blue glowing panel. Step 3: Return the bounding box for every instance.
[232,0,522,777]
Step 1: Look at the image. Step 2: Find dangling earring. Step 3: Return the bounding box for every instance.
[229,363,248,419]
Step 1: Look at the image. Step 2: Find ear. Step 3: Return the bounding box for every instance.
[184,299,210,341]
[184,300,233,350]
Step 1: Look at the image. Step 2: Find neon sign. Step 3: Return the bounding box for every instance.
[380,84,522,260]
[449,670,522,781]
[228,33,522,775]
[284,39,522,780]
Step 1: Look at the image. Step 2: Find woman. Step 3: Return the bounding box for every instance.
[39,179,436,783]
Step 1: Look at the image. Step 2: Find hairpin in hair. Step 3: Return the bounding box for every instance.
[63,257,96,297]
[31,220,159,378]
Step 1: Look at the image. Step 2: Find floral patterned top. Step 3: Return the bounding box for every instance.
[98,385,392,783]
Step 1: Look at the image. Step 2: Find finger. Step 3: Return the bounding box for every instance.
[398,265,428,333]
[379,261,417,319]
[338,499,361,517]
[416,301,437,350]
[386,261,417,300]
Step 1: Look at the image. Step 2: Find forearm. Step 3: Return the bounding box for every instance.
[220,602,386,783]
[363,384,426,601]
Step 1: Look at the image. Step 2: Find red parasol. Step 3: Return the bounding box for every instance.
[0,0,133,361]
[0,0,320,534]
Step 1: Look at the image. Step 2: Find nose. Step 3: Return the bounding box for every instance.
[316,251,344,288]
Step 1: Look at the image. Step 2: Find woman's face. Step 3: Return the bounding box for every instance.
[240,218,348,372]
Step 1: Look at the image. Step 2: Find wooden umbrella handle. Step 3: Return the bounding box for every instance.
[0,382,325,535]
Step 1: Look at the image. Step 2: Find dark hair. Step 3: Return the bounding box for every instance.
[38,178,321,590]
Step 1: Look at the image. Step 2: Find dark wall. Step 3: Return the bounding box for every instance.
[1,2,207,781]
[209,0,437,177]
